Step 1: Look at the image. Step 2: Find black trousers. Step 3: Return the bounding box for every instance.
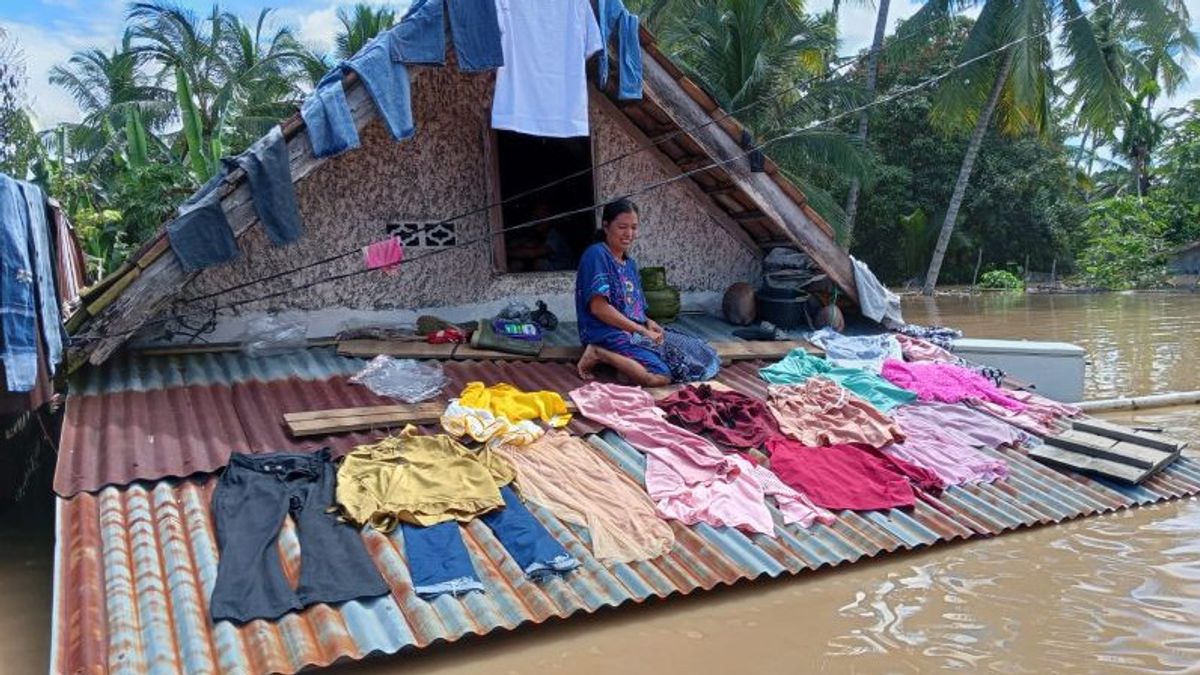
[209,448,389,623]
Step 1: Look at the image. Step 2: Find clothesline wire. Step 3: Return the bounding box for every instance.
[76,2,1107,345]
[183,8,966,304]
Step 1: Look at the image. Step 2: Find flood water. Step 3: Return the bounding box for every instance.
[3,293,1199,674]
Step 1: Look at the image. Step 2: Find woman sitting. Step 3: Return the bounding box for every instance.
[574,199,672,387]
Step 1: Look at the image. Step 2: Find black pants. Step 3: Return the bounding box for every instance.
[209,448,389,624]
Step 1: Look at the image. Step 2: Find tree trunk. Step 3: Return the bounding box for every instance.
[1073,127,1090,173]
[842,0,892,246]
[922,49,1014,296]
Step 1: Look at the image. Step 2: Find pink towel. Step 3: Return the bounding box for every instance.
[363,237,404,275]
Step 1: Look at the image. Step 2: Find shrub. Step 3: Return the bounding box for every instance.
[978,269,1024,290]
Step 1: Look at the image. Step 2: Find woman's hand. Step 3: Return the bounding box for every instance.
[642,321,665,345]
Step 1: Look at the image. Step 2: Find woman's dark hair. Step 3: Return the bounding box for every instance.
[601,199,639,225]
[596,199,639,242]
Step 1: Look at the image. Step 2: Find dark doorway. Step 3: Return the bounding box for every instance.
[494,130,596,272]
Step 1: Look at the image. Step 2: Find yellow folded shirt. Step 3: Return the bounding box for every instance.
[458,382,572,428]
[335,425,516,532]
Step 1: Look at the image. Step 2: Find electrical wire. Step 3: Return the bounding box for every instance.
[74,1,1109,345]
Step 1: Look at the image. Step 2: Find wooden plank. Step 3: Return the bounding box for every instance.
[284,383,703,437]
[480,118,507,273]
[1045,430,1166,471]
[1029,445,1148,484]
[590,91,760,255]
[337,340,456,359]
[640,54,858,302]
[1071,417,1186,452]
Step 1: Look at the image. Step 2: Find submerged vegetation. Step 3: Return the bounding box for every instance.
[0,0,1196,289]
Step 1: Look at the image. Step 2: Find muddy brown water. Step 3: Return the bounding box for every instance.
[3,293,1198,674]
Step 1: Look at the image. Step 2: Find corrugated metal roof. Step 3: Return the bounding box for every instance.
[51,430,1200,675]
[51,347,1200,675]
[57,356,634,496]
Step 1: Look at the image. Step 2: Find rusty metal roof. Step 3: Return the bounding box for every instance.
[51,434,1200,675]
[50,348,1200,675]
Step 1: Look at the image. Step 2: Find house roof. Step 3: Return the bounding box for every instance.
[50,344,1200,675]
[65,26,856,368]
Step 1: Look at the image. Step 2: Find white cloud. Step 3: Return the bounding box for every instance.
[283,0,411,56]
[809,0,927,57]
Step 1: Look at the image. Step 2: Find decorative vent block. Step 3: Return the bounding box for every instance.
[386,221,457,247]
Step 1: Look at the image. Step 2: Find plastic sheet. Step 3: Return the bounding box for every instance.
[240,316,307,357]
[349,355,449,403]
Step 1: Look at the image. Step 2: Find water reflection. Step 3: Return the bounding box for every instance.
[901,293,1200,399]
[830,499,1200,673]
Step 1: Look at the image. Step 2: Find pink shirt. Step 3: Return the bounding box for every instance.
[572,383,826,534]
[884,404,1010,486]
[881,359,1027,411]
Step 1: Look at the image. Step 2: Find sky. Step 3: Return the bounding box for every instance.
[1,0,1198,130]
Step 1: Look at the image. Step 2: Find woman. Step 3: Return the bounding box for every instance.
[575,199,672,386]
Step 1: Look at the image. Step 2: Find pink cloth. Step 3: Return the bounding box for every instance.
[363,236,404,274]
[746,459,836,528]
[766,437,945,511]
[571,382,778,535]
[884,404,1010,486]
[881,359,1026,411]
[970,389,1080,435]
[895,334,957,363]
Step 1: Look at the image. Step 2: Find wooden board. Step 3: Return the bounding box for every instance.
[1029,445,1148,484]
[337,339,814,363]
[337,340,456,359]
[1071,417,1186,452]
[284,383,703,437]
[1045,429,1172,471]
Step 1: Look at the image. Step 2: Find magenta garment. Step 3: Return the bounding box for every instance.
[970,389,1080,435]
[884,404,1010,486]
[570,382,777,535]
[766,436,945,511]
[901,402,1030,448]
[881,359,1026,411]
[363,236,404,274]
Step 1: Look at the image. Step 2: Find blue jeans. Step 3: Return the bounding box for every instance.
[302,79,360,158]
[232,126,303,246]
[597,0,643,100]
[402,485,578,600]
[391,0,504,71]
[0,175,38,391]
[16,182,63,377]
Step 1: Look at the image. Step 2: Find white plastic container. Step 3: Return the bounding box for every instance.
[953,338,1087,403]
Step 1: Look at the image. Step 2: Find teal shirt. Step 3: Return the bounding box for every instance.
[759,348,917,412]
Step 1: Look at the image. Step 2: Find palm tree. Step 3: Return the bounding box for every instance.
[335,4,397,60]
[48,31,174,168]
[128,2,309,178]
[650,0,870,232]
[841,0,894,244]
[918,0,1183,294]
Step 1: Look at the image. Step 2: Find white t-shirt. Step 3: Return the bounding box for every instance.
[491,0,603,138]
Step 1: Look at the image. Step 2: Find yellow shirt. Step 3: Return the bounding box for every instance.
[458,382,572,428]
[335,425,516,532]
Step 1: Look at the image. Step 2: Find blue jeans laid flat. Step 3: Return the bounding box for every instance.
[17,182,63,377]
[391,0,504,71]
[402,485,579,600]
[321,35,414,144]
[302,79,361,158]
[210,449,390,624]
[234,126,303,246]
[597,0,643,100]
[0,175,38,391]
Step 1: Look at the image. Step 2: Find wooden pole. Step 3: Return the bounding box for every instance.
[1050,258,1057,287]
[971,247,984,290]
[1077,390,1200,412]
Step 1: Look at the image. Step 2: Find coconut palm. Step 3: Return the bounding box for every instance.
[918,0,1188,294]
[841,0,895,244]
[335,4,397,60]
[48,31,174,167]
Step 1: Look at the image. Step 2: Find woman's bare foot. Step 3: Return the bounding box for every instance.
[577,344,602,380]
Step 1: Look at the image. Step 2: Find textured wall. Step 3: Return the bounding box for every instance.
[180,66,760,317]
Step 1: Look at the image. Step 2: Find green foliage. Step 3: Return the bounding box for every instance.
[978,269,1024,290]
[110,163,196,245]
[335,4,396,60]
[1076,196,1170,289]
